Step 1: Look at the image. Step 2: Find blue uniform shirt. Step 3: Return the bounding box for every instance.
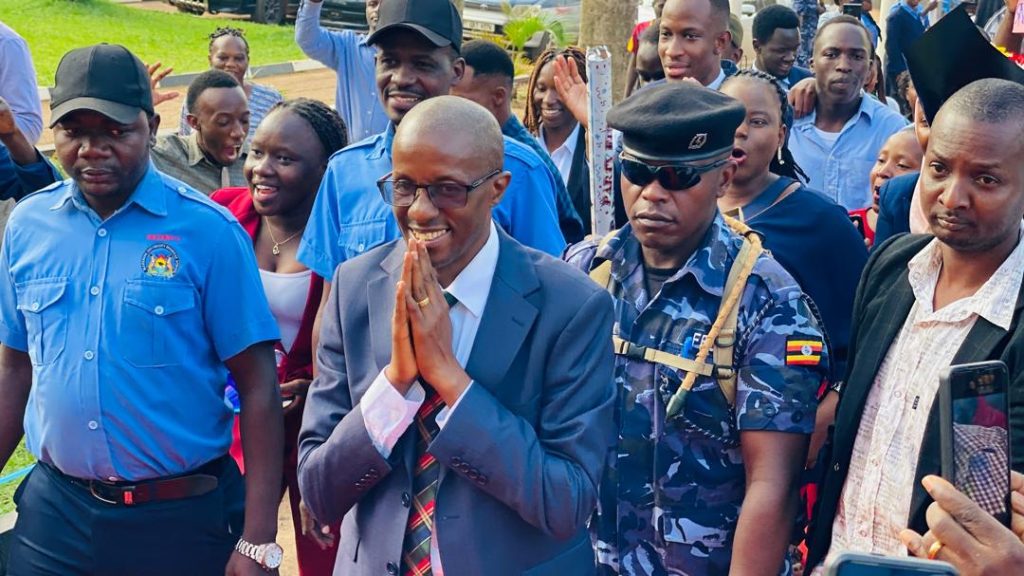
[0,166,279,481]
[298,126,566,280]
[789,95,907,210]
[0,143,61,201]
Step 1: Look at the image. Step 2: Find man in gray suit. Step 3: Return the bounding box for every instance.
[297,95,616,576]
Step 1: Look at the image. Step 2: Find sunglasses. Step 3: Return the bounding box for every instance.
[619,155,729,191]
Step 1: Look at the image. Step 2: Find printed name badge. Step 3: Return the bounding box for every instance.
[682,331,713,360]
[141,243,180,279]
[785,337,823,366]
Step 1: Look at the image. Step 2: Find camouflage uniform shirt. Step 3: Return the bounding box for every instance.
[793,0,821,69]
[564,216,828,576]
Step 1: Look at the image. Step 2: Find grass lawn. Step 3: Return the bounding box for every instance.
[0,441,34,515]
[0,0,305,87]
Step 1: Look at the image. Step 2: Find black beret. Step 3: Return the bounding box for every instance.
[608,81,746,162]
[906,5,1024,123]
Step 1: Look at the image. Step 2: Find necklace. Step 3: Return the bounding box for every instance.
[263,218,305,256]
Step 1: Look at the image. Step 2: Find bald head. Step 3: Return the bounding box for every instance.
[937,78,1024,131]
[394,95,504,171]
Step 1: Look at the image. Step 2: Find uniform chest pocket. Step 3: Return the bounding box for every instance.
[16,278,69,366]
[121,280,197,367]
[337,219,387,262]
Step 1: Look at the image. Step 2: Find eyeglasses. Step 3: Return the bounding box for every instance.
[377,169,502,209]
[619,154,729,191]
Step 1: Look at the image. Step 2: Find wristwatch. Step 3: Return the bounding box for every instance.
[235,538,284,571]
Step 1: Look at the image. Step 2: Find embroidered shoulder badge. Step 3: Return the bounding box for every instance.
[785,337,823,366]
[141,243,180,278]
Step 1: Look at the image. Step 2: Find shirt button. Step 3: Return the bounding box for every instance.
[154,305,165,315]
[178,186,187,194]
[31,302,40,311]
[83,350,95,360]
[90,286,100,296]
[357,243,365,252]
[88,420,98,430]
[97,229,107,237]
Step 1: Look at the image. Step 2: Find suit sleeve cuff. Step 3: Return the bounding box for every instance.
[362,370,424,457]
[435,381,474,430]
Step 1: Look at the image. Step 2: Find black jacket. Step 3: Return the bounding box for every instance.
[806,233,1024,568]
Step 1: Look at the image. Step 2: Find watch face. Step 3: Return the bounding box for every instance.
[263,544,284,569]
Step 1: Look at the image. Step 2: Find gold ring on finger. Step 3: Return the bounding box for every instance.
[927,540,944,560]
[416,296,430,308]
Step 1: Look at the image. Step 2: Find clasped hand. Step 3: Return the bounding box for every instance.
[384,238,471,406]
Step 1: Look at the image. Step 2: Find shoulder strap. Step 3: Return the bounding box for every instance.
[587,230,620,289]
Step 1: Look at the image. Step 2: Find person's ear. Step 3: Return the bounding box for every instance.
[717,161,737,198]
[492,85,508,111]
[149,113,162,144]
[489,171,511,207]
[752,38,762,53]
[451,57,466,87]
[186,113,200,131]
[715,30,731,57]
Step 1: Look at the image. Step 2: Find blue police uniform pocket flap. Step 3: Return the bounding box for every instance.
[123,280,196,317]
[662,513,729,549]
[16,278,68,314]
[337,219,388,259]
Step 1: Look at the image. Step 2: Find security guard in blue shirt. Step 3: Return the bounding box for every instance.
[0,45,285,576]
[565,82,828,575]
[297,0,565,287]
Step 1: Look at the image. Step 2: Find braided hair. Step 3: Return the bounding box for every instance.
[523,47,587,135]
[268,98,349,158]
[209,26,249,55]
[722,69,808,183]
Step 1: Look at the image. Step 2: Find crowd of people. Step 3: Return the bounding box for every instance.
[0,0,1023,575]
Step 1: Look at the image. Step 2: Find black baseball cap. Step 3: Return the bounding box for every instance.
[50,44,154,127]
[366,0,463,53]
[906,5,1024,123]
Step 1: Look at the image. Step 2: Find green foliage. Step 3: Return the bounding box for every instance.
[0,0,304,86]
[501,1,565,52]
[0,441,34,515]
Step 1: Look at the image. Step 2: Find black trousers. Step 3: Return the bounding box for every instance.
[7,458,244,576]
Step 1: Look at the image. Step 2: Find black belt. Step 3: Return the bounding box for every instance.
[44,456,226,506]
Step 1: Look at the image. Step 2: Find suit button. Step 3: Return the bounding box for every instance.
[833,462,841,472]
[450,456,462,466]
[401,492,411,507]
[387,562,399,575]
[467,469,479,480]
[477,474,488,485]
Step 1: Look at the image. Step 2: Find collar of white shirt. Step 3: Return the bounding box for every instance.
[707,67,727,91]
[538,122,581,158]
[907,223,1024,330]
[442,220,500,319]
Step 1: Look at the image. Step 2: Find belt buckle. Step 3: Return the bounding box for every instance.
[89,482,136,505]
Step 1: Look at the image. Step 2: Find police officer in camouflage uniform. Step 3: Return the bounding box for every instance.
[793,0,824,68]
[564,82,829,575]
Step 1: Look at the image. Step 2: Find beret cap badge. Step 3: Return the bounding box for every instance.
[688,133,708,150]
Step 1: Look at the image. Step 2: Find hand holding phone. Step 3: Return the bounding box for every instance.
[842,2,863,17]
[826,552,957,575]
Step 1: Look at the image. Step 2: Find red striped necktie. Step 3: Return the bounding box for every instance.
[401,291,457,576]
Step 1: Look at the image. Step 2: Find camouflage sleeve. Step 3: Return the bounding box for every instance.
[735,293,826,435]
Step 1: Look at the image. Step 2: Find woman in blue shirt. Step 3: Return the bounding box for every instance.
[719,69,868,473]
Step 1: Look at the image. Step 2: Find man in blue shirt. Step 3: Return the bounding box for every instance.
[298,0,564,298]
[0,44,286,576]
[885,0,929,95]
[789,16,907,210]
[452,38,586,243]
[295,0,388,142]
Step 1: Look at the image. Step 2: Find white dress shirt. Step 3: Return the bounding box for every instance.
[361,221,500,575]
[537,122,581,186]
[707,67,728,91]
[823,227,1024,567]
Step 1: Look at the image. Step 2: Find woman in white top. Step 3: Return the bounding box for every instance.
[212,98,347,576]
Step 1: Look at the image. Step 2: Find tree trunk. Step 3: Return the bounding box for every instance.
[579,0,639,102]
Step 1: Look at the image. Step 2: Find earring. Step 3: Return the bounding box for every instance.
[777,148,784,164]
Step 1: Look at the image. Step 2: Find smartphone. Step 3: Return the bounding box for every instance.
[826,552,958,575]
[842,2,863,17]
[939,361,1012,527]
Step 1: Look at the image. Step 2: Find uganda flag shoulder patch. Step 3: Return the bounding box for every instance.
[786,337,823,366]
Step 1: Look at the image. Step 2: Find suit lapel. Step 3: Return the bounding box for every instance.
[838,269,916,435]
[464,230,540,393]
[368,243,405,374]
